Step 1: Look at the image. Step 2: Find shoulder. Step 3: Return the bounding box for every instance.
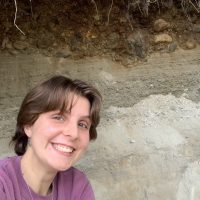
[0,156,21,200]
[57,167,95,200]
[59,167,89,184]
[0,156,20,182]
[0,156,19,172]
[0,156,21,183]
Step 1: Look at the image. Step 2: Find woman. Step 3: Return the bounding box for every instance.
[0,75,102,200]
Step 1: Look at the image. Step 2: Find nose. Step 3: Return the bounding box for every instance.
[62,122,78,140]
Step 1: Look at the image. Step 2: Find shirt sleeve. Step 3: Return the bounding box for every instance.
[58,167,96,200]
[80,180,95,200]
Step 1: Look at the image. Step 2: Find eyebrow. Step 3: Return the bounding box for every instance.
[56,110,91,121]
[81,115,91,119]
[80,115,92,122]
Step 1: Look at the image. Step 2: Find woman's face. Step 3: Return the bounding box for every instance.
[24,95,91,172]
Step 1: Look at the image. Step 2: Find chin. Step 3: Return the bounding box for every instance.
[55,162,74,171]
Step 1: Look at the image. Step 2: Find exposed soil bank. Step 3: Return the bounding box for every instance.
[1,48,200,199]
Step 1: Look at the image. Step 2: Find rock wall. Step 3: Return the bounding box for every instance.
[1,49,200,200]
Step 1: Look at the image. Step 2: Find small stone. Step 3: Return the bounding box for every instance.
[54,46,72,58]
[7,49,20,55]
[185,40,196,49]
[13,41,29,50]
[85,31,97,40]
[154,33,173,44]
[121,58,133,67]
[130,139,136,144]
[37,32,55,49]
[127,32,148,58]
[37,40,50,49]
[113,54,123,62]
[168,42,177,52]
[1,37,9,49]
[154,19,170,32]
[150,84,154,87]
[193,24,200,33]
[107,32,120,49]
[2,37,13,50]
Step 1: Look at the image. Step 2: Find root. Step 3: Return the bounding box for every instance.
[127,2,134,31]
[13,0,25,35]
[30,0,33,17]
[91,0,100,20]
[188,0,200,13]
[107,0,113,25]
[181,0,200,21]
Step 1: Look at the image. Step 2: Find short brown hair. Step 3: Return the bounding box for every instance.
[11,75,102,155]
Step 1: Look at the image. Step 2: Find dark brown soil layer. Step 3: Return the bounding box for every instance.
[1,0,200,65]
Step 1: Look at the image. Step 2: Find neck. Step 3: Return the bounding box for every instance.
[21,148,57,196]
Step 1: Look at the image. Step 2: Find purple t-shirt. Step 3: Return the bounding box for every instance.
[0,156,95,200]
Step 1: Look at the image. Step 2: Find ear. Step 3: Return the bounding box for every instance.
[24,125,32,137]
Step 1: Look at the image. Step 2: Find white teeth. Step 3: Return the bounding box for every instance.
[54,144,74,153]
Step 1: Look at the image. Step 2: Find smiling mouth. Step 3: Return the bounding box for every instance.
[53,144,75,153]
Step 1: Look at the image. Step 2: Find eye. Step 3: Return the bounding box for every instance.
[78,122,89,129]
[52,114,65,121]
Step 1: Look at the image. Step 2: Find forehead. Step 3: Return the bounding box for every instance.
[58,93,90,114]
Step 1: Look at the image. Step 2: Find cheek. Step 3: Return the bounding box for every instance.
[31,126,54,144]
[41,125,59,138]
[80,134,90,148]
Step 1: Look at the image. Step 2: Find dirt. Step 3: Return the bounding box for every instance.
[1,0,200,65]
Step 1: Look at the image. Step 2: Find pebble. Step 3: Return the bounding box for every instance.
[7,49,20,55]
[37,39,50,49]
[1,37,9,49]
[13,41,29,50]
[168,42,177,52]
[108,32,120,49]
[154,19,170,32]
[54,46,72,58]
[127,33,147,58]
[130,139,136,144]
[2,37,13,50]
[154,33,173,44]
[193,24,200,33]
[185,40,196,49]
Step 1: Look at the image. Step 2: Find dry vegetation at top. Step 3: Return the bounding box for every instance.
[1,0,200,64]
